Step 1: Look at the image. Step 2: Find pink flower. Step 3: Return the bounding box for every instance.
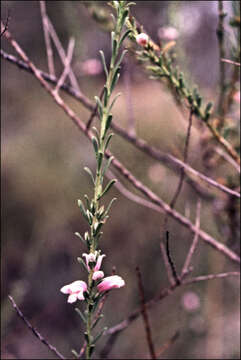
[97,275,125,293]
[92,271,104,281]
[136,33,149,47]
[81,58,102,76]
[60,280,87,303]
[158,26,179,41]
[83,252,105,272]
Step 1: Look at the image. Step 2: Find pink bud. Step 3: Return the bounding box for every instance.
[60,280,87,303]
[136,33,149,47]
[92,271,104,281]
[94,254,106,271]
[97,275,125,293]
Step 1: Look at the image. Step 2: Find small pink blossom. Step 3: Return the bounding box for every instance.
[92,271,104,281]
[233,91,240,104]
[81,58,102,76]
[181,291,200,312]
[83,252,105,271]
[158,26,179,41]
[136,33,149,47]
[60,280,87,303]
[97,275,125,293]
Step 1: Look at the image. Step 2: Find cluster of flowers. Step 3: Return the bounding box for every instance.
[60,251,125,303]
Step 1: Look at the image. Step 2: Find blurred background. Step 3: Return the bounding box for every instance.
[1,1,240,359]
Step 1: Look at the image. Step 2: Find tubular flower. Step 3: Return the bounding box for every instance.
[136,33,149,47]
[83,252,106,271]
[92,270,105,281]
[97,275,125,293]
[60,280,87,303]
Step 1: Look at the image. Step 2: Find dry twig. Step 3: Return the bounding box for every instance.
[8,295,66,359]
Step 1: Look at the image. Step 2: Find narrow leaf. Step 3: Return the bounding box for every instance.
[105,114,113,134]
[84,194,90,210]
[84,166,95,185]
[99,50,108,78]
[74,232,85,245]
[115,49,128,69]
[75,308,87,323]
[110,67,120,93]
[93,327,108,345]
[105,197,117,216]
[91,314,104,329]
[92,136,99,158]
[77,199,88,222]
[108,93,121,113]
[97,151,104,172]
[98,179,116,200]
[94,96,103,118]
[102,156,114,177]
[104,133,114,152]
[77,257,88,271]
[119,30,132,48]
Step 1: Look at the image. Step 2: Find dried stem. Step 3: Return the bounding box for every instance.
[105,271,240,338]
[181,199,201,276]
[39,1,55,77]
[216,0,226,128]
[221,58,240,66]
[54,37,75,93]
[136,266,156,359]
[8,295,66,359]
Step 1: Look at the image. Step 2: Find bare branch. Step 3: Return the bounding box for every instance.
[8,295,66,359]
[181,199,201,276]
[105,271,239,338]
[221,58,241,67]
[39,1,55,77]
[136,266,156,359]
[46,15,81,94]
[54,37,75,94]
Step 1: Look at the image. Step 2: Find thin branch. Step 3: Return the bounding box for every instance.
[8,295,66,359]
[181,199,201,277]
[2,25,240,265]
[214,146,240,173]
[165,231,180,285]
[1,49,240,199]
[160,240,176,286]
[216,0,226,128]
[0,11,10,37]
[154,331,180,358]
[39,1,55,77]
[54,37,75,93]
[221,58,240,67]
[136,266,156,360]
[169,108,193,209]
[46,15,81,94]
[105,271,239,338]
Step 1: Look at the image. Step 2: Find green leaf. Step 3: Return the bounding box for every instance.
[119,30,132,48]
[111,31,117,58]
[91,314,104,329]
[99,50,108,79]
[103,85,109,107]
[102,156,114,177]
[93,327,108,345]
[84,166,95,185]
[104,133,114,152]
[77,257,88,271]
[98,179,116,200]
[108,93,121,113]
[94,96,103,118]
[77,199,88,222]
[110,67,120,93]
[86,209,93,225]
[205,102,213,113]
[105,197,117,216]
[84,194,90,210]
[92,136,99,158]
[115,49,128,69]
[105,114,113,133]
[71,349,79,358]
[97,151,104,172]
[75,308,87,323]
[74,232,85,245]
[93,221,104,236]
